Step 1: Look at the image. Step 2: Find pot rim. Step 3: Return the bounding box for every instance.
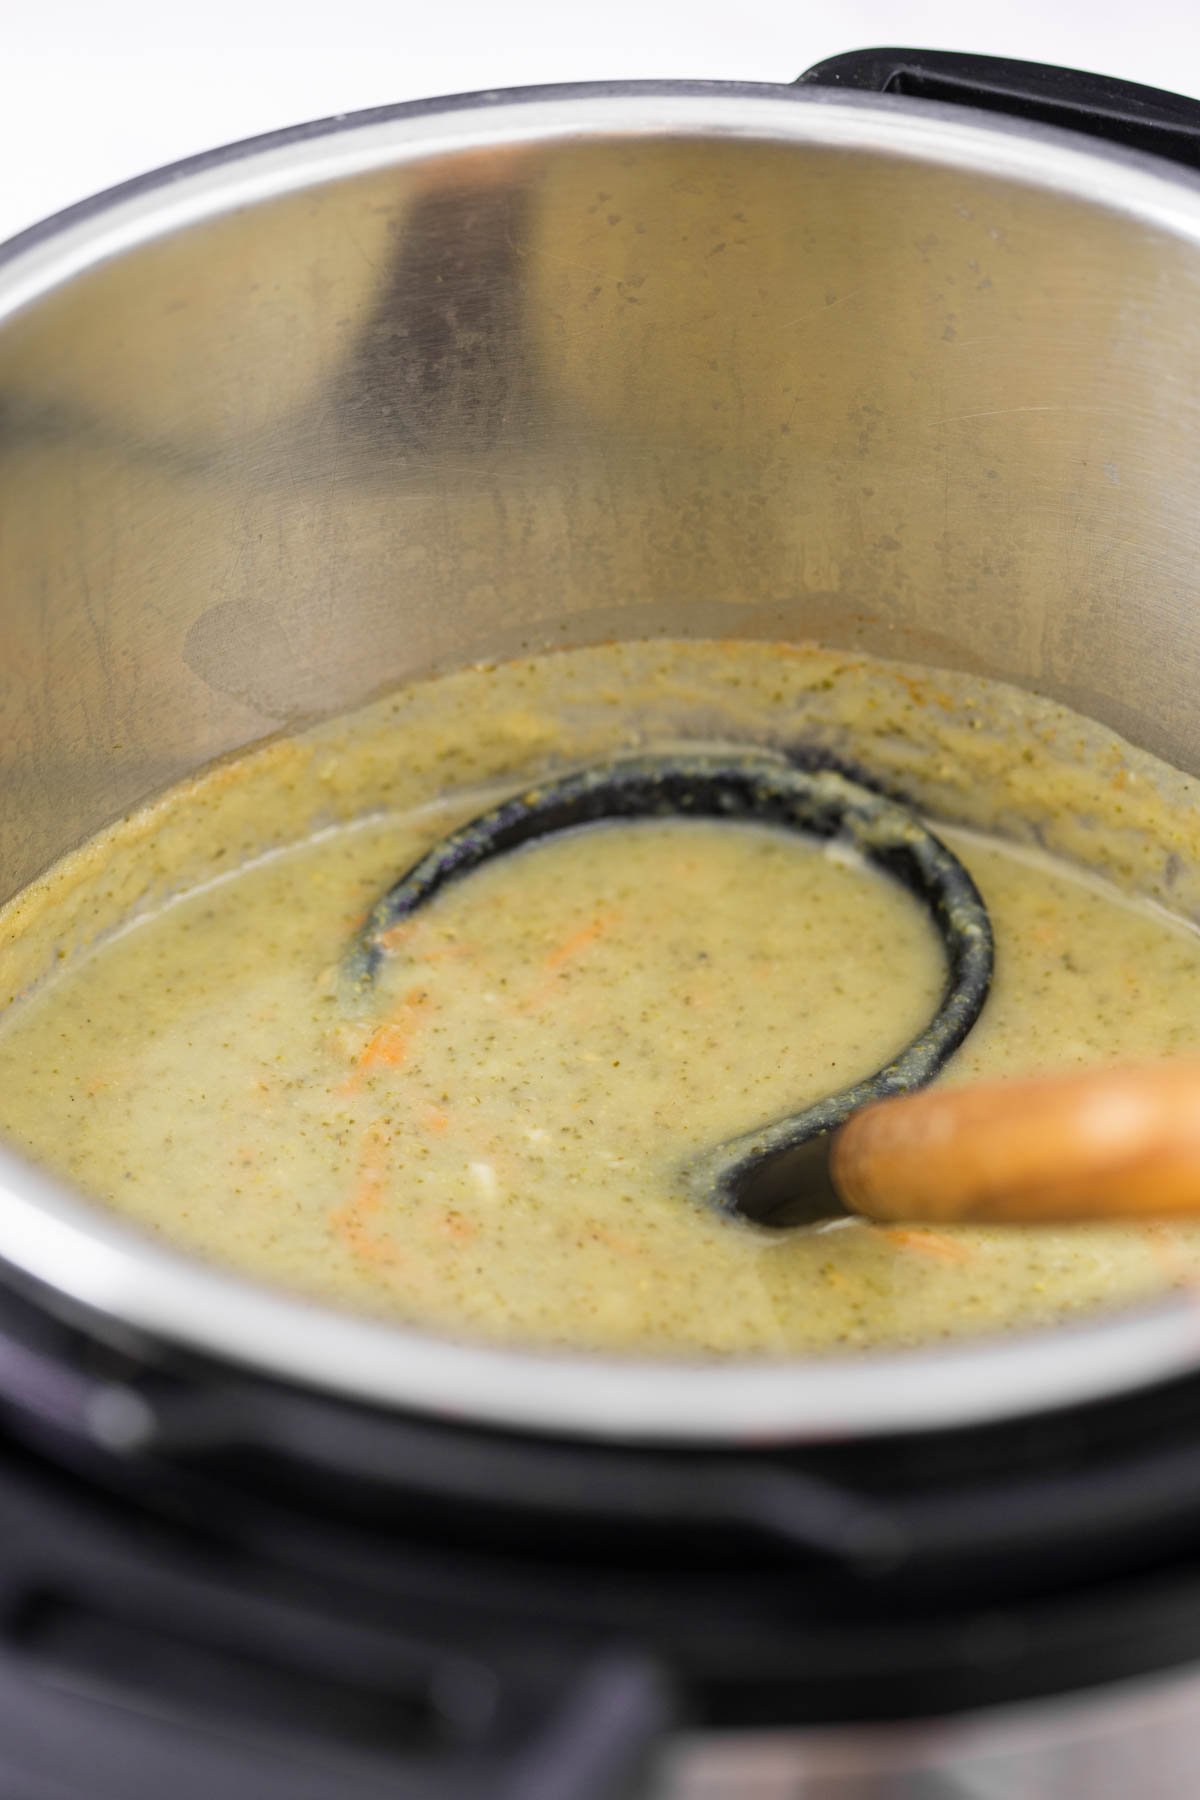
[6,78,1200,1445]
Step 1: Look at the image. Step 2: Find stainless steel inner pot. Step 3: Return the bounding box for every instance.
[5,80,1200,1443]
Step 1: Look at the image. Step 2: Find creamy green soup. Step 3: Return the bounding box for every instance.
[2,639,1200,1355]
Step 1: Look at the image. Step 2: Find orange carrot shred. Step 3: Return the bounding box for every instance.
[329,1123,403,1270]
[543,910,618,973]
[437,1212,478,1244]
[341,987,430,1092]
[882,1228,976,1265]
[516,911,621,1014]
[378,921,416,953]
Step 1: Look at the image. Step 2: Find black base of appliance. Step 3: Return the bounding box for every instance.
[3,1273,1200,1799]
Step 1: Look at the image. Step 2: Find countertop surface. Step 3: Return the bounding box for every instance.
[4,0,1200,246]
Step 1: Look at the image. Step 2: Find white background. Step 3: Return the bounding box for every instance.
[4,0,1200,243]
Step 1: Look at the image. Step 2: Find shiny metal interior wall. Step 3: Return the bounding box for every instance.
[4,88,1200,904]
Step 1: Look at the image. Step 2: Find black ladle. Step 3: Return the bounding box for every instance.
[345,752,994,1228]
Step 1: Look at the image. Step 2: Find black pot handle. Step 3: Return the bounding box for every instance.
[797,47,1200,172]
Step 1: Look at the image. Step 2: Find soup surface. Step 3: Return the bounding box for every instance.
[3,639,1200,1354]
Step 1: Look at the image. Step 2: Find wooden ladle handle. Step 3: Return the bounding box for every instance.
[830,1063,1200,1224]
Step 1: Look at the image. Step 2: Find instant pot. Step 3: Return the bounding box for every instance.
[5,46,1200,1797]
